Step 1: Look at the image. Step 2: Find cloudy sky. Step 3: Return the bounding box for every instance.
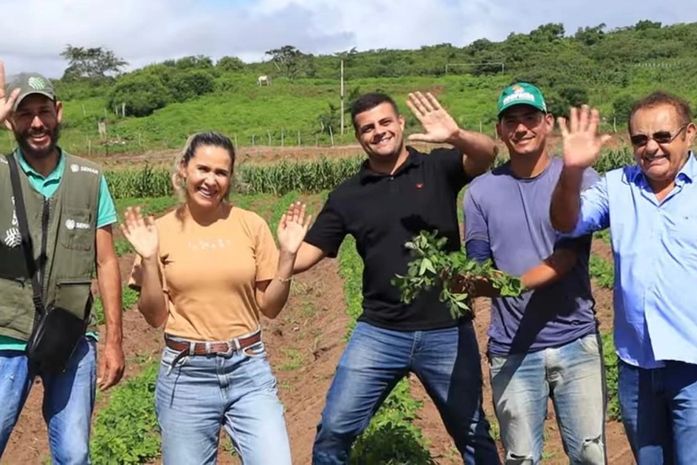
[2,0,696,78]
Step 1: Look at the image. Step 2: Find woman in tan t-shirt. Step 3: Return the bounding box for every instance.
[122,132,309,465]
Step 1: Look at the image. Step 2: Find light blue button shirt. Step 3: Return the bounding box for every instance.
[570,153,697,368]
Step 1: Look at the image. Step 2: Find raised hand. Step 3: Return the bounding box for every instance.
[558,105,612,169]
[0,61,20,124]
[120,206,159,259]
[406,91,460,144]
[277,201,311,254]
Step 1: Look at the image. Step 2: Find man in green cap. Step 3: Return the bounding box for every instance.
[462,82,607,463]
[0,61,124,463]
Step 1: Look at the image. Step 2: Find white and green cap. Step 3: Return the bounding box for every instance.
[8,73,56,111]
[497,82,547,116]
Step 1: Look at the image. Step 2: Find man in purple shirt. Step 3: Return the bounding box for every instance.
[552,92,697,465]
[464,82,605,464]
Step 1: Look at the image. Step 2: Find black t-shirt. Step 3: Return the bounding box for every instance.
[304,146,471,330]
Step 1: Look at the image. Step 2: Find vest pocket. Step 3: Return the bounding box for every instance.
[59,208,94,252]
[0,277,34,333]
[54,278,93,320]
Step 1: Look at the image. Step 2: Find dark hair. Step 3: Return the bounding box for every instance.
[350,92,399,131]
[180,131,235,169]
[628,91,693,131]
[173,131,236,200]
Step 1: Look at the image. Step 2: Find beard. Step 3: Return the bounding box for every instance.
[15,124,61,159]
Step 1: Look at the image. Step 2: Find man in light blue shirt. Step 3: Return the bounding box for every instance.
[551,92,697,465]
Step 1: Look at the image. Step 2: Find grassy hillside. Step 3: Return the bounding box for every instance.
[3,20,697,156]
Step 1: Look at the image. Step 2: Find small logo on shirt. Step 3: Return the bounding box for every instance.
[187,238,232,251]
[65,219,90,230]
[415,183,424,189]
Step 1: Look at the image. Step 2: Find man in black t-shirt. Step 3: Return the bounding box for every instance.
[291,91,501,465]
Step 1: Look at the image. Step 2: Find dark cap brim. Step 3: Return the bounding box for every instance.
[13,91,56,111]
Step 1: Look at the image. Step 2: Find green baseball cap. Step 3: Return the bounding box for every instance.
[8,73,56,111]
[497,82,547,116]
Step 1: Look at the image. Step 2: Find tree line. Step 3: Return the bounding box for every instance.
[55,19,697,118]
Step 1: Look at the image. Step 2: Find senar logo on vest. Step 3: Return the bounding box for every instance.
[65,219,90,230]
[70,164,99,175]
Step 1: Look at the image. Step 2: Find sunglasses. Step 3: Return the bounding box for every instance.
[630,124,688,147]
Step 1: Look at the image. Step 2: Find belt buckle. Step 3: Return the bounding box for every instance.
[221,338,237,356]
[232,337,242,352]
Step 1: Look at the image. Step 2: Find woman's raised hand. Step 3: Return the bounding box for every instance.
[120,206,159,259]
[277,201,312,254]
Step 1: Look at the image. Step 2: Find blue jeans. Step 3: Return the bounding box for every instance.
[312,320,500,465]
[618,360,697,465]
[489,333,606,465]
[0,337,97,465]
[156,339,291,465]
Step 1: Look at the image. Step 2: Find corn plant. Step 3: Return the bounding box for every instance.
[238,157,363,194]
[593,147,634,173]
[104,157,363,198]
[105,164,172,198]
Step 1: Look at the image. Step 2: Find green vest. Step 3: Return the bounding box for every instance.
[0,152,101,341]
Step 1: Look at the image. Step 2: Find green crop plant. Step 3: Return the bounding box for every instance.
[589,255,614,289]
[393,231,523,319]
[90,363,160,464]
[593,147,635,174]
[602,332,621,421]
[239,157,363,195]
[106,164,173,199]
[104,157,362,199]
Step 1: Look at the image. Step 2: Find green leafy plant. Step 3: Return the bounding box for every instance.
[393,231,523,318]
[90,362,160,464]
[602,332,621,421]
[589,255,614,289]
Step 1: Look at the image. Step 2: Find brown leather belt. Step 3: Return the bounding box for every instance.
[165,331,262,356]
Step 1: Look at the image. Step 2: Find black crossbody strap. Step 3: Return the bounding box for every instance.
[5,153,44,316]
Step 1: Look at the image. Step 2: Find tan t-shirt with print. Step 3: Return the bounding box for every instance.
[129,205,279,340]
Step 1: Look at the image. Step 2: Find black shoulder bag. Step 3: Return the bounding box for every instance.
[6,154,89,374]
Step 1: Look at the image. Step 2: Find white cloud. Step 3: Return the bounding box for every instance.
[0,0,695,78]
